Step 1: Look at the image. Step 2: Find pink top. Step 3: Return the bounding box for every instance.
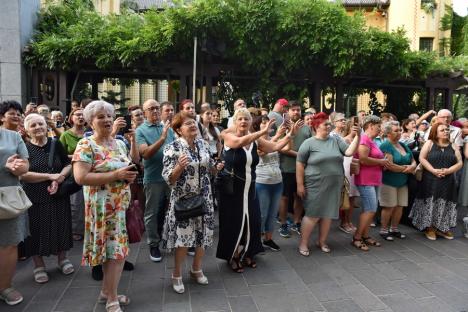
[354,134,384,186]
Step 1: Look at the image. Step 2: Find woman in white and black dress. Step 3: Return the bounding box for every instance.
[162,112,224,294]
[216,108,294,272]
[21,114,74,284]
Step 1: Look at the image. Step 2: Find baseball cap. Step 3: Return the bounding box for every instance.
[421,120,429,125]
[276,98,289,106]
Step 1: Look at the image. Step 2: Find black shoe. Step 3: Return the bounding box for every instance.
[149,246,162,262]
[379,232,394,241]
[92,265,103,281]
[187,247,196,256]
[123,261,134,271]
[390,231,406,239]
[263,239,280,251]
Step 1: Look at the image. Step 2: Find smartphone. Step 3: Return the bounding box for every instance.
[118,115,132,135]
[128,163,141,174]
[352,116,359,126]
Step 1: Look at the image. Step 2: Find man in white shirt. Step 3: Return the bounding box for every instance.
[424,109,463,147]
[227,98,247,128]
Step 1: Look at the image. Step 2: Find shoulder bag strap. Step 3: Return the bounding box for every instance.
[197,142,201,193]
[47,138,56,172]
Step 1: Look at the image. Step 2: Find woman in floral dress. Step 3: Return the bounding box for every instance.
[73,101,138,312]
[162,112,224,294]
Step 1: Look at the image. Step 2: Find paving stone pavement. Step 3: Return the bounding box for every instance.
[6,217,468,312]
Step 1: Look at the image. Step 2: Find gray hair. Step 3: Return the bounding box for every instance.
[51,110,63,119]
[331,112,345,123]
[83,100,115,124]
[437,109,452,117]
[382,121,400,136]
[23,113,46,130]
[362,115,381,130]
[232,107,252,122]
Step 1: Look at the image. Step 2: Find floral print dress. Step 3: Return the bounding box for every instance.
[162,138,215,250]
[72,136,131,266]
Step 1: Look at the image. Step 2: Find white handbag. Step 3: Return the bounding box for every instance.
[0,185,32,220]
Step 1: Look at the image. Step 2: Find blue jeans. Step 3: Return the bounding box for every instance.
[256,182,283,233]
[357,185,379,213]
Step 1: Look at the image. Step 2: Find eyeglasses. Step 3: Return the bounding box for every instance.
[182,120,196,127]
[73,113,83,117]
[439,129,450,132]
[145,106,160,111]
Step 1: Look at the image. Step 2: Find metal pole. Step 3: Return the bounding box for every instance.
[192,36,197,103]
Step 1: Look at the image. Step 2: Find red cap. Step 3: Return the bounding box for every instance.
[276,98,289,106]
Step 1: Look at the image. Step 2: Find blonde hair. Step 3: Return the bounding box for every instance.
[233,107,252,122]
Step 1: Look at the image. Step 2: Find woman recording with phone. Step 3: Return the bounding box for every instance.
[73,101,138,312]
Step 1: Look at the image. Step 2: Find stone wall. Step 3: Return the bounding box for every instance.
[0,0,40,104]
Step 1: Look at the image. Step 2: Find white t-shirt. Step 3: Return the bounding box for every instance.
[256,151,282,184]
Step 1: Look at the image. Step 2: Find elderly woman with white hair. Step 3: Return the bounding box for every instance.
[378,121,416,241]
[20,113,74,284]
[216,108,294,272]
[72,101,138,312]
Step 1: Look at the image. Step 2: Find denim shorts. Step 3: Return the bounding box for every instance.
[356,185,379,213]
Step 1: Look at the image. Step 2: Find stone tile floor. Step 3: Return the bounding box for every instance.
[5,218,468,312]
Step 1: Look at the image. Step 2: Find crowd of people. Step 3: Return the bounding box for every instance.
[0,98,467,312]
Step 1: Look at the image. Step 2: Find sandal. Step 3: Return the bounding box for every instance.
[33,267,49,284]
[351,238,369,251]
[58,259,75,275]
[390,231,406,239]
[241,257,257,268]
[363,237,381,247]
[0,287,23,306]
[339,225,353,234]
[171,274,185,294]
[298,248,310,257]
[229,257,244,273]
[98,292,130,305]
[379,232,394,241]
[316,242,331,253]
[190,268,209,285]
[105,301,122,312]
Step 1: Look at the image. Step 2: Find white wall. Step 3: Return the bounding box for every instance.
[0,0,40,104]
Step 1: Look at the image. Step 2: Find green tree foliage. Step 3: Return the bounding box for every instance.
[25,0,466,86]
[451,12,466,56]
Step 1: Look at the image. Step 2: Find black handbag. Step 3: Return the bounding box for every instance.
[215,169,235,195]
[215,149,245,195]
[173,144,207,221]
[48,139,82,197]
